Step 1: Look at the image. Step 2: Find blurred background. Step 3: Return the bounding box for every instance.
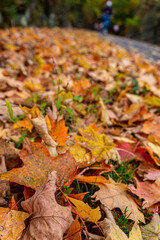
[0,0,160,45]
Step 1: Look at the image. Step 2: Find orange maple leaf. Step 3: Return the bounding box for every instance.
[48,116,68,146]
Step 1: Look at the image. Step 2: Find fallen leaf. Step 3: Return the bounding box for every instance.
[141,117,160,139]
[13,117,33,132]
[20,171,73,240]
[128,178,160,208]
[65,216,82,240]
[31,113,58,157]
[93,181,145,223]
[75,126,115,162]
[70,143,93,167]
[67,196,101,223]
[48,116,68,146]
[137,162,160,181]
[140,213,160,240]
[0,207,29,240]
[8,195,18,210]
[76,175,109,184]
[100,208,142,240]
[1,140,78,189]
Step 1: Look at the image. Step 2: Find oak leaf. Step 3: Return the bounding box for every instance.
[75,126,115,162]
[67,196,101,223]
[20,171,73,240]
[1,141,78,189]
[0,207,29,240]
[93,181,145,223]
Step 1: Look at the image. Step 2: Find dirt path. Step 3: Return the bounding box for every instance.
[104,34,160,62]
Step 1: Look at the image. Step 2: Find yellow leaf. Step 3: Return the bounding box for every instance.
[0,207,29,240]
[25,80,45,92]
[145,95,160,107]
[75,126,115,161]
[129,223,143,240]
[21,105,41,119]
[76,175,110,184]
[67,197,101,223]
[70,143,92,167]
[13,117,33,132]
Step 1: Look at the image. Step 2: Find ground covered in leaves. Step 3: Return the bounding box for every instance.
[0,28,160,240]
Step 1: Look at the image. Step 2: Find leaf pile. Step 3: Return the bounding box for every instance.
[0,28,160,239]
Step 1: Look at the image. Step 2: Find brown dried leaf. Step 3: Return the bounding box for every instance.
[20,171,73,240]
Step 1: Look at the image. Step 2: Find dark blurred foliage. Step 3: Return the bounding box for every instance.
[0,0,160,44]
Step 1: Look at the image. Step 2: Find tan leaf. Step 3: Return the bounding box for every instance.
[93,182,145,223]
[140,213,160,240]
[20,171,73,240]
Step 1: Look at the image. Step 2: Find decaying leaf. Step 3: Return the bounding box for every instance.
[0,207,29,240]
[1,140,78,189]
[75,126,115,162]
[22,105,58,157]
[140,213,160,240]
[93,181,145,223]
[128,178,160,208]
[20,171,73,240]
[67,196,101,223]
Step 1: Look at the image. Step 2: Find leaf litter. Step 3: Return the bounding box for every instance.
[0,28,159,239]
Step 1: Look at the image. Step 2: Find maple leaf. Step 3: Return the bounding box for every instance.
[67,196,101,223]
[75,126,116,162]
[70,143,93,167]
[0,140,78,189]
[20,171,73,240]
[13,117,33,132]
[128,178,160,208]
[47,116,68,146]
[0,207,29,240]
[65,216,82,240]
[93,180,145,223]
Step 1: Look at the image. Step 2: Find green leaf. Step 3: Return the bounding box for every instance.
[66,108,74,118]
[54,100,61,111]
[73,95,83,102]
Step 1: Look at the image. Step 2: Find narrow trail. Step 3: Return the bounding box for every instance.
[104,34,160,62]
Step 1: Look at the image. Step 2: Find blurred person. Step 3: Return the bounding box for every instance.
[101,1,113,34]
